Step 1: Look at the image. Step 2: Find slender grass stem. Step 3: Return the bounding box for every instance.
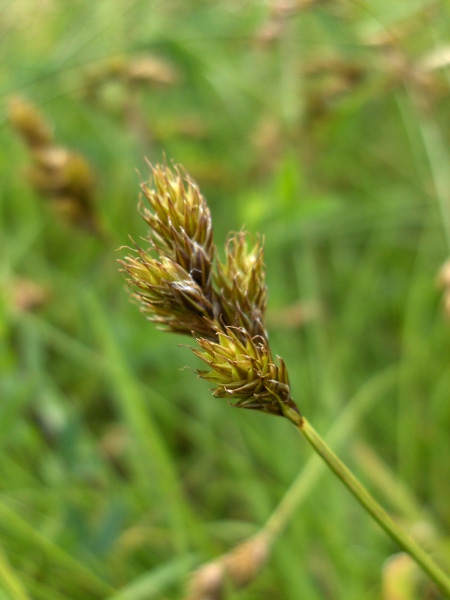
[262,368,398,541]
[281,404,450,598]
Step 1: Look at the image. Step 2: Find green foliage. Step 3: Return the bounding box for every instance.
[1,1,450,598]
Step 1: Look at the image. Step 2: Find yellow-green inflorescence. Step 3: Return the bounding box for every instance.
[120,162,299,417]
[193,325,292,416]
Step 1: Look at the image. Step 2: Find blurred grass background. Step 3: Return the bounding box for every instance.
[1,1,450,599]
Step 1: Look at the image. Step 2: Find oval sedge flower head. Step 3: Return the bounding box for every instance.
[140,163,215,292]
[120,160,300,417]
[120,246,216,338]
[192,324,295,416]
[214,232,267,338]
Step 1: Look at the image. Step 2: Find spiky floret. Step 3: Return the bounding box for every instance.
[121,249,216,338]
[193,324,294,416]
[214,233,267,338]
[139,163,214,292]
[120,163,218,338]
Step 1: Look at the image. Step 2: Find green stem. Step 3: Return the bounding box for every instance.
[281,404,450,598]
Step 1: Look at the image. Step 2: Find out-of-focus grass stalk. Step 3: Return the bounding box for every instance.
[418,112,450,250]
[0,543,32,600]
[0,501,114,597]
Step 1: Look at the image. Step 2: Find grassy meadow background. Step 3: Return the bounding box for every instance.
[1,1,450,598]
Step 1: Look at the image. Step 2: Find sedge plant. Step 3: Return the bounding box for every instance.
[120,162,450,598]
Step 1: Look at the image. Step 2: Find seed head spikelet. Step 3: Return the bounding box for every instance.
[120,161,300,417]
[193,324,292,416]
[214,233,267,338]
[139,163,215,292]
[121,163,217,338]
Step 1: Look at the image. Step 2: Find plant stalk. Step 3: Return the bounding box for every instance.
[281,404,450,598]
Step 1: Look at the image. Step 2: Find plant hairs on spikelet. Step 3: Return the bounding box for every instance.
[120,160,300,418]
